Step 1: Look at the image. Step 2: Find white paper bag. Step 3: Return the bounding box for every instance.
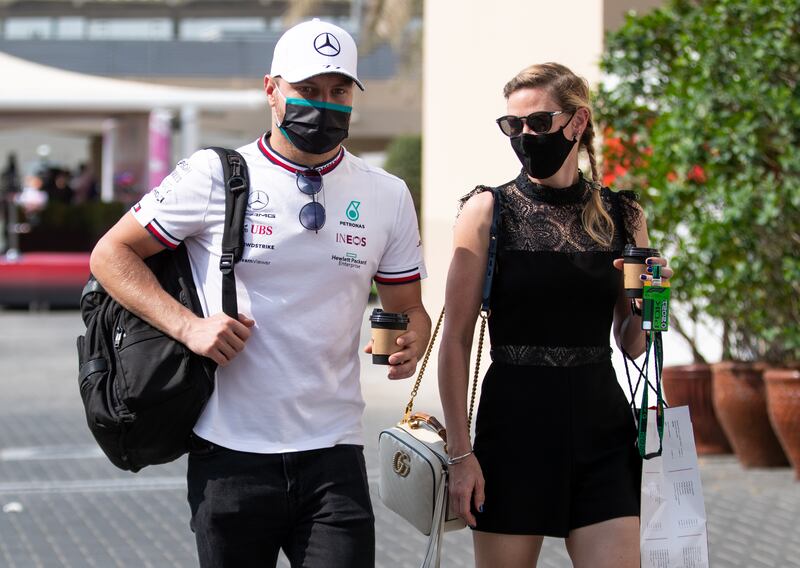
[640,405,710,568]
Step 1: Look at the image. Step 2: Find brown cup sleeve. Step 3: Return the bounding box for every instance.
[624,262,647,289]
[372,328,405,356]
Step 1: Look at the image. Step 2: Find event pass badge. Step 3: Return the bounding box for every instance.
[641,264,670,332]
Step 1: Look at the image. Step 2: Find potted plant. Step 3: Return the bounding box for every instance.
[765,367,800,479]
[596,0,798,466]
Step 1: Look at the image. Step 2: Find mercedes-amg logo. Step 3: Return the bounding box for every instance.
[248,190,269,210]
[313,32,341,56]
[392,451,411,478]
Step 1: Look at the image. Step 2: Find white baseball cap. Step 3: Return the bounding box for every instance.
[270,19,364,91]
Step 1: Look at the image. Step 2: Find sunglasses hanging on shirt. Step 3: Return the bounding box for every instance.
[296,169,326,232]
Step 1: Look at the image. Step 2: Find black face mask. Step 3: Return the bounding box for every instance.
[276,89,351,155]
[510,123,576,180]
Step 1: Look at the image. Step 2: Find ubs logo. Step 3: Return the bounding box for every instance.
[314,32,341,56]
[244,223,273,236]
[248,190,269,211]
[393,451,411,477]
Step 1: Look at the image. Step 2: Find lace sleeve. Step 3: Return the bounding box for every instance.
[604,188,644,246]
[457,185,493,216]
[618,190,644,244]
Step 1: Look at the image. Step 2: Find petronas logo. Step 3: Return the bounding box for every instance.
[346,200,361,221]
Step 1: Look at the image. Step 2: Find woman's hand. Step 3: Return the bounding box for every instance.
[448,453,485,528]
[613,256,675,310]
[612,256,674,282]
[641,256,673,282]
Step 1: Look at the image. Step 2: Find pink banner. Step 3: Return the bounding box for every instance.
[148,110,172,191]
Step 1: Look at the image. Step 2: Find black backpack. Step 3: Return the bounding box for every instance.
[76,148,250,472]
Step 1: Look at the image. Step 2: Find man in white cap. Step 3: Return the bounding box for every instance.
[90,19,430,567]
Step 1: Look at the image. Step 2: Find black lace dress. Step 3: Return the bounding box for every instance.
[463,171,643,537]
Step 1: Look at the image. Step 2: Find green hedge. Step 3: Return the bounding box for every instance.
[19,201,127,252]
[384,135,422,219]
[596,0,800,363]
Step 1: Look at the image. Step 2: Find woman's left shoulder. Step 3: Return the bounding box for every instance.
[598,185,640,203]
[599,185,646,242]
[599,185,644,214]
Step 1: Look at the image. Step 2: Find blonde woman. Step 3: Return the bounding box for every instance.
[438,62,673,567]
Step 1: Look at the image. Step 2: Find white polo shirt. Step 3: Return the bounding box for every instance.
[131,133,426,453]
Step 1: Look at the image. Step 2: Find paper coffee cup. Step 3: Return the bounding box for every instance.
[369,309,409,365]
[623,245,660,298]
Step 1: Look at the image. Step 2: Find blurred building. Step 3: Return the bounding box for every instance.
[0,0,422,199]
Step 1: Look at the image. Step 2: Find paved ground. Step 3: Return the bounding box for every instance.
[0,310,799,567]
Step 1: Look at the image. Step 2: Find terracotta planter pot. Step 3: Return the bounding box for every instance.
[711,361,788,467]
[764,368,800,479]
[662,364,731,455]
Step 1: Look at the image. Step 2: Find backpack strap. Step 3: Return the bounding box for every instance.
[480,187,502,314]
[206,147,250,318]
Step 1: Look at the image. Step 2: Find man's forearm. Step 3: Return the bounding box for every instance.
[405,305,432,361]
[90,239,196,343]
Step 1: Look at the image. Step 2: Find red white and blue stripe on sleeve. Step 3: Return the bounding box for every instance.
[144,219,181,250]
[374,267,422,285]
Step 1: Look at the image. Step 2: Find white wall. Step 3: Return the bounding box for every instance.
[421,0,605,310]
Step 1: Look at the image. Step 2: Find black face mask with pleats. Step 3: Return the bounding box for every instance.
[277,92,351,155]
[510,124,576,180]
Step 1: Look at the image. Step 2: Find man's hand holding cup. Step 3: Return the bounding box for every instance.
[364,309,419,380]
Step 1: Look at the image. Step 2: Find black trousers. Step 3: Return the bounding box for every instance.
[187,436,375,568]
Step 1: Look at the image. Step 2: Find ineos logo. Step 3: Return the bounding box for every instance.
[336,233,367,247]
[248,190,269,211]
[393,451,411,477]
[314,32,341,56]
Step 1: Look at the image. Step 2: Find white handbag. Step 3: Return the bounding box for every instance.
[378,308,487,568]
[378,413,465,533]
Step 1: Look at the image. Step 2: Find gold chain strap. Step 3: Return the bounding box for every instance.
[403,307,444,422]
[468,312,488,430]
[402,307,486,432]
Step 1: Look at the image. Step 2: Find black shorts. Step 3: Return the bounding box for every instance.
[472,361,642,537]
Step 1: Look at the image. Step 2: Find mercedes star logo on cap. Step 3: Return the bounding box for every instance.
[313,32,341,56]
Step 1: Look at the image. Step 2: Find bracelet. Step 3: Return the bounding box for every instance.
[447,450,474,466]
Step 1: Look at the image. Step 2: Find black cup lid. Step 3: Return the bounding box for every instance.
[623,244,660,258]
[369,308,409,324]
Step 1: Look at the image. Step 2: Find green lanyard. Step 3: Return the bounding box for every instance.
[622,263,668,459]
[635,331,665,459]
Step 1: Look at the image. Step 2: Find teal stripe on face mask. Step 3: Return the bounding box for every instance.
[278,127,293,144]
[285,98,352,113]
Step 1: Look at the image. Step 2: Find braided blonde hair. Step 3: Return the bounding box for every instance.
[504,63,614,247]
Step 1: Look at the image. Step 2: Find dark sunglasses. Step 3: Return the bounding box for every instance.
[495,110,568,137]
[297,169,325,232]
